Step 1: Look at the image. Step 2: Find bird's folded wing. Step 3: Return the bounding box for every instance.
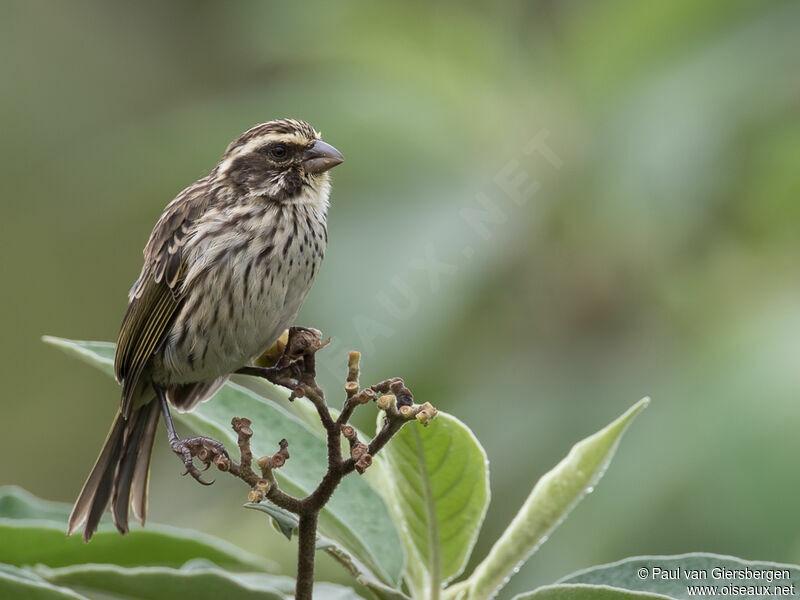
[113,179,214,415]
[115,269,184,416]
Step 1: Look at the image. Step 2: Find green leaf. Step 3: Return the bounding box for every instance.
[0,521,268,572]
[0,486,81,521]
[43,337,116,376]
[449,398,650,600]
[376,411,489,598]
[34,561,366,600]
[0,565,89,600]
[245,501,298,540]
[43,337,405,587]
[559,553,800,600]
[0,486,266,570]
[512,584,670,600]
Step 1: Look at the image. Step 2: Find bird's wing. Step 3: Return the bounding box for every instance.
[114,179,214,415]
[115,272,184,416]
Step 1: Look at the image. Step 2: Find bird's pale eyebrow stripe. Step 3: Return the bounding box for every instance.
[234,133,309,156]
[217,133,309,174]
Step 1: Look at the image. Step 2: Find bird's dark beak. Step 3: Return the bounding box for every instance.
[302,140,344,174]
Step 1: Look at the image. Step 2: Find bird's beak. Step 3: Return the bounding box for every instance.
[302,140,344,174]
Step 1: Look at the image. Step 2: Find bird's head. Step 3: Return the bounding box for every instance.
[217,119,344,201]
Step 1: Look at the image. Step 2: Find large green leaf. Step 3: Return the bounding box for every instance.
[1,488,376,599]
[38,563,276,600]
[0,486,264,570]
[36,563,287,600]
[376,411,489,599]
[560,553,800,600]
[513,584,670,600]
[43,337,405,587]
[448,398,650,600]
[30,561,366,599]
[0,565,89,600]
[0,522,266,572]
[0,486,84,521]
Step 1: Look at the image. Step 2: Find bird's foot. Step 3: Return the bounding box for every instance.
[236,363,302,387]
[170,436,229,485]
[237,327,330,396]
[282,326,330,363]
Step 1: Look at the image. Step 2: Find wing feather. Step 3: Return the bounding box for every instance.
[116,269,184,416]
[113,177,215,415]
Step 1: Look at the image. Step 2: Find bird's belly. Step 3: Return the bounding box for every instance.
[155,236,322,384]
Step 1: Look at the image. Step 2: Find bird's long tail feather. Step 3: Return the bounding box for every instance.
[67,401,160,541]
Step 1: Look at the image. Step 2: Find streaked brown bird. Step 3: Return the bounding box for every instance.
[68,119,343,541]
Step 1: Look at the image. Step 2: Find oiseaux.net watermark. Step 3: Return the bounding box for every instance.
[637,565,797,597]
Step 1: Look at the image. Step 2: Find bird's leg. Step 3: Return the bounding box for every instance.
[235,364,302,389]
[154,383,227,485]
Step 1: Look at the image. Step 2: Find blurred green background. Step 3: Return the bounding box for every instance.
[2,0,799,596]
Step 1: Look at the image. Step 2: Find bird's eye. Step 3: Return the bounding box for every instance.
[268,144,288,160]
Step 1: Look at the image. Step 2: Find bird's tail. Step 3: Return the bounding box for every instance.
[67,401,160,542]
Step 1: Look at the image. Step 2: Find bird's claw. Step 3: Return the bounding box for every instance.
[170,436,228,486]
[181,465,215,486]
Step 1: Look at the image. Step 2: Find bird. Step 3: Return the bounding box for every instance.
[67,119,344,542]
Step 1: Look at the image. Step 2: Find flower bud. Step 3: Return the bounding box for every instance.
[355,453,372,474]
[351,443,367,460]
[347,351,361,383]
[248,489,265,503]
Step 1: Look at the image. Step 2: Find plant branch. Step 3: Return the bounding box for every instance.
[181,327,438,600]
[296,511,319,600]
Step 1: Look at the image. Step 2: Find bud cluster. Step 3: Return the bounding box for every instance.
[257,438,290,473]
[341,424,372,474]
[376,393,438,427]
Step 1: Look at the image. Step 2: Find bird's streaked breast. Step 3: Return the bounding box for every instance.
[154,182,329,383]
